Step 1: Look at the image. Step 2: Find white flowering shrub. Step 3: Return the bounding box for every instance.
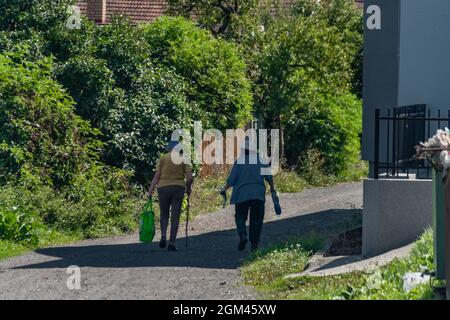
[416,128,450,172]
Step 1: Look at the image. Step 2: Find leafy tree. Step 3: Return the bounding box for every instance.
[2,7,253,182]
[167,0,259,37]
[291,0,363,97]
[142,16,253,129]
[0,0,74,32]
[0,0,98,62]
[248,0,362,172]
[256,17,354,158]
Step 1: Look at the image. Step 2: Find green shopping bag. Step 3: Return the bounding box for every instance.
[139,198,155,243]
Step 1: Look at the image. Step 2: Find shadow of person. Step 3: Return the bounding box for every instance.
[14,209,361,270]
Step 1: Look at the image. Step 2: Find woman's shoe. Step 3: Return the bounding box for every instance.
[238,234,248,251]
[159,239,167,249]
[168,244,178,252]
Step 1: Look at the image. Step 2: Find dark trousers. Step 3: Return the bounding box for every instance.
[158,185,185,244]
[235,199,265,244]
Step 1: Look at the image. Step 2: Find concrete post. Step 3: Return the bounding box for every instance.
[433,169,446,280]
[445,176,450,299]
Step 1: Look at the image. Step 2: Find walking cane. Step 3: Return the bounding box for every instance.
[185,194,190,248]
[222,192,227,209]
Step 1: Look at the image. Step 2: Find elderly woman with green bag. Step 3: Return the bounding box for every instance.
[148,141,193,252]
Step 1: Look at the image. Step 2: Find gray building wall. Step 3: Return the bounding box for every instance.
[397,0,450,112]
[362,0,400,162]
[361,1,450,255]
[362,0,450,163]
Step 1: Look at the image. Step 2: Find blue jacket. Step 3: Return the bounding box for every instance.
[226,154,273,204]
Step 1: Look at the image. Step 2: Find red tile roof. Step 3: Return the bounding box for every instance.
[77,0,167,24]
[77,0,363,25]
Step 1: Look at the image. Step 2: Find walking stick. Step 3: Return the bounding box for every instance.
[222,192,227,209]
[185,194,190,248]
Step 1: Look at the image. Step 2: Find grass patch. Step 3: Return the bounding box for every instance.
[244,229,435,300]
[0,229,81,260]
[190,171,228,218]
[339,160,369,183]
[242,233,325,287]
[278,160,368,191]
[273,171,308,193]
[0,240,29,260]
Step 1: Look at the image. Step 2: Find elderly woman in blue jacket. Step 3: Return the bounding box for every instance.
[220,138,276,252]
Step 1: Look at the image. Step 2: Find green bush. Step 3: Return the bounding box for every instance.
[0,48,98,187]
[56,55,126,131]
[272,171,307,193]
[55,18,192,184]
[44,16,97,61]
[295,149,332,186]
[0,167,144,239]
[356,230,433,300]
[103,66,192,184]
[286,94,362,177]
[0,46,144,241]
[0,205,40,245]
[0,30,47,60]
[95,18,152,91]
[61,165,143,237]
[142,16,253,129]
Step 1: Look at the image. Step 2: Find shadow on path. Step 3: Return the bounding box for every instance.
[15,209,361,270]
[314,256,365,272]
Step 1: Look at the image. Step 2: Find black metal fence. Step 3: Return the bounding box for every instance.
[374,105,450,179]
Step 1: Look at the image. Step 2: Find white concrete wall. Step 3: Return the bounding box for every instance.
[363,179,432,257]
[398,0,450,115]
[363,0,450,162]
